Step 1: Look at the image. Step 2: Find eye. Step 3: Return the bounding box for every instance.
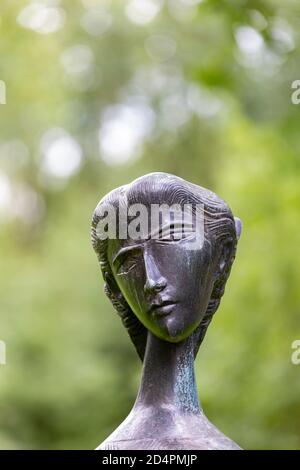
[158,229,196,244]
[116,251,140,275]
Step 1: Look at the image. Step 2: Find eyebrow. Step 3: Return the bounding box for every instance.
[112,244,143,266]
[149,219,195,239]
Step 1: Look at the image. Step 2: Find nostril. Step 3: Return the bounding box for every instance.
[156,278,167,291]
[144,277,166,294]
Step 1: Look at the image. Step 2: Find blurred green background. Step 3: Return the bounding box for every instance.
[0,0,300,450]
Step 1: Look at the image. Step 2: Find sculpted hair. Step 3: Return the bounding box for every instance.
[91,173,240,361]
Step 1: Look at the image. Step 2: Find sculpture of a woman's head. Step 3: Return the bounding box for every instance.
[91,172,241,361]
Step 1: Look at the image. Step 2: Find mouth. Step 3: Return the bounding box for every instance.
[149,300,178,318]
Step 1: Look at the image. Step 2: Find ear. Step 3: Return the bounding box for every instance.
[215,218,242,280]
[217,240,234,278]
[234,217,243,240]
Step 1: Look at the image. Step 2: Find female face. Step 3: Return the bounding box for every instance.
[107,228,218,343]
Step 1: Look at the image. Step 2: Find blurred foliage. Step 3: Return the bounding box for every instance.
[0,0,300,450]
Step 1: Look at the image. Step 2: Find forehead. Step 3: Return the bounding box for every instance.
[103,198,207,265]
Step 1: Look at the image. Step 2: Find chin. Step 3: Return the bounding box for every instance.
[157,315,190,343]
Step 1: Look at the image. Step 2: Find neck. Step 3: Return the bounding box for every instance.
[133,332,201,415]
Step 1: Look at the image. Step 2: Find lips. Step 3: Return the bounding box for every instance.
[149,300,178,317]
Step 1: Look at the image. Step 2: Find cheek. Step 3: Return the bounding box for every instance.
[177,252,214,318]
[175,249,212,291]
[116,274,147,313]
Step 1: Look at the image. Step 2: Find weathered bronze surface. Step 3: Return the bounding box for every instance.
[91,172,242,450]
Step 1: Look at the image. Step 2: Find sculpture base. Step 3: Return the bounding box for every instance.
[96,406,242,450]
[97,436,241,450]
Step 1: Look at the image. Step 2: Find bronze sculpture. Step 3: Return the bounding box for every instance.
[91,172,242,450]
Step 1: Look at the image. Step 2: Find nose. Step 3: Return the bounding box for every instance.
[143,251,167,295]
